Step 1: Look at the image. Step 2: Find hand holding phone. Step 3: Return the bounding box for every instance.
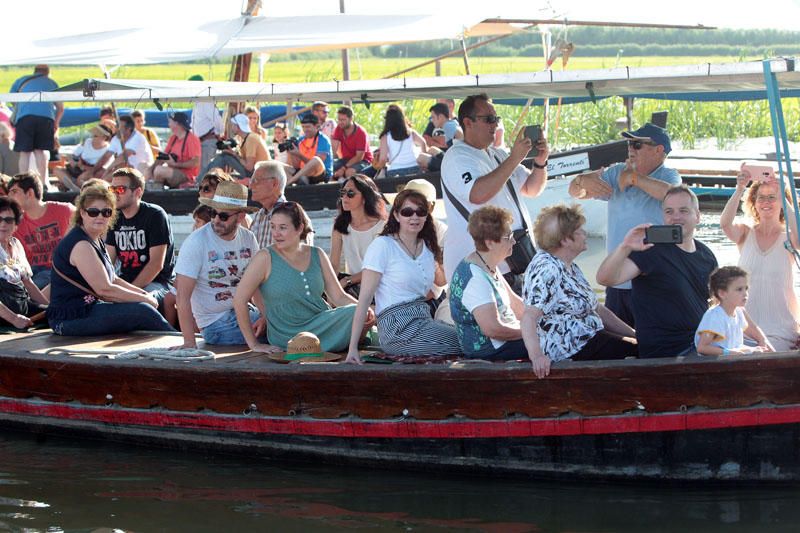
[741,163,776,183]
[523,125,542,158]
[644,224,683,245]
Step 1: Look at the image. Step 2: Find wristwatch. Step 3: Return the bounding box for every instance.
[532,159,548,169]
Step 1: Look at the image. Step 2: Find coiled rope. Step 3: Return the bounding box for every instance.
[43,347,215,361]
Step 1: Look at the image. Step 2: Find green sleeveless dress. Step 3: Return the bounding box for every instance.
[260,246,356,351]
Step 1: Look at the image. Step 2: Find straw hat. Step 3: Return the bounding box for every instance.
[268,332,343,363]
[198,181,259,213]
[90,122,114,139]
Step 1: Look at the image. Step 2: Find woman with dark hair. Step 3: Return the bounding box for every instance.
[47,185,174,336]
[346,190,460,362]
[329,175,387,294]
[373,104,428,178]
[0,197,48,328]
[234,201,372,353]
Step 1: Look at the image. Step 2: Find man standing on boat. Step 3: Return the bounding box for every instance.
[441,93,549,292]
[106,168,175,307]
[9,65,63,190]
[568,123,681,326]
[596,185,717,357]
[174,182,263,348]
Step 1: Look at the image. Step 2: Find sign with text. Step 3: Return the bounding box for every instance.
[547,152,590,176]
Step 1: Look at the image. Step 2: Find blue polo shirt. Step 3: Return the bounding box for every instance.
[10,74,59,121]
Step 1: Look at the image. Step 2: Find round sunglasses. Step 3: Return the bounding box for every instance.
[210,209,241,222]
[398,206,428,218]
[339,189,357,198]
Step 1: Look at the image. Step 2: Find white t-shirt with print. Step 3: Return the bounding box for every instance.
[174,223,258,328]
[109,130,155,169]
[440,142,531,280]
[0,237,32,286]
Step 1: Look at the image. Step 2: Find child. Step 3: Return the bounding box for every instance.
[695,266,774,355]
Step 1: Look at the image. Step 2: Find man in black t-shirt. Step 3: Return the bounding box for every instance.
[596,185,718,357]
[106,168,175,304]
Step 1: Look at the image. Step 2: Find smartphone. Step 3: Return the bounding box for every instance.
[524,125,542,158]
[741,163,776,183]
[644,225,683,245]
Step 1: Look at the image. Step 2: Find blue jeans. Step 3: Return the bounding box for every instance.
[144,281,171,308]
[386,165,420,178]
[31,266,51,289]
[201,307,260,345]
[203,152,251,179]
[50,302,175,336]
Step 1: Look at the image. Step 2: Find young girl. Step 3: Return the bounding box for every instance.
[695,266,774,355]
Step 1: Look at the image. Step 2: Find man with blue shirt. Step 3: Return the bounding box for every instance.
[10,65,63,190]
[568,123,681,326]
[286,114,333,185]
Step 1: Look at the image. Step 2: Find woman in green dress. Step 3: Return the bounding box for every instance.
[234,201,375,353]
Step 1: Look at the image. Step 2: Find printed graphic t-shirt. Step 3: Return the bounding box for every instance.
[106,201,175,285]
[14,202,74,269]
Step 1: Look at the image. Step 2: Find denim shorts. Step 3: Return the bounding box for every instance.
[201,307,260,345]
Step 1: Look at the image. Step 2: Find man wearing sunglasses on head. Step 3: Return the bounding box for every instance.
[567,122,680,327]
[105,168,175,308]
[440,93,549,293]
[173,181,264,349]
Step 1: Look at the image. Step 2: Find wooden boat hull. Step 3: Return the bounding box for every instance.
[1,332,799,482]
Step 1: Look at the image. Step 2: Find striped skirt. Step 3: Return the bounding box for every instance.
[376,299,462,357]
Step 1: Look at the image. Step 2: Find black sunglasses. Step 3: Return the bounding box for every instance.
[0,216,16,224]
[471,114,500,124]
[399,206,428,218]
[628,140,657,150]
[199,185,215,193]
[339,189,357,198]
[85,207,113,218]
[210,209,240,221]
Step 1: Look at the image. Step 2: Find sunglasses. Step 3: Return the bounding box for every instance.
[339,189,357,198]
[472,114,500,124]
[399,207,428,218]
[199,184,215,193]
[210,209,240,222]
[110,185,136,195]
[628,140,657,150]
[0,216,15,224]
[85,207,113,218]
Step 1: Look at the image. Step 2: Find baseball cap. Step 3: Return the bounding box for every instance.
[621,122,671,154]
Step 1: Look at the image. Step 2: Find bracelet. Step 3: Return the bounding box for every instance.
[532,160,548,169]
[722,347,730,356]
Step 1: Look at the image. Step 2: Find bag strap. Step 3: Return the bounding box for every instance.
[52,263,99,299]
[493,153,529,232]
[440,175,472,223]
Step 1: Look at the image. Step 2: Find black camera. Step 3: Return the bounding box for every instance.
[277,137,299,152]
[156,152,178,162]
[216,138,238,151]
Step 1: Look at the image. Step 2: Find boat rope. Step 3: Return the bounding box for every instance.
[43,347,215,361]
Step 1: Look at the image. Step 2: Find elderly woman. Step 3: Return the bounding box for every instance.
[329,175,387,295]
[720,169,800,350]
[449,206,525,360]
[46,185,174,336]
[346,189,461,363]
[522,204,637,378]
[234,201,368,353]
[0,197,48,328]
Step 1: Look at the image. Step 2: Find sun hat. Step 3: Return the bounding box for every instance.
[230,113,251,134]
[267,332,343,363]
[621,122,672,154]
[168,111,192,132]
[198,181,259,213]
[384,178,446,218]
[90,122,114,139]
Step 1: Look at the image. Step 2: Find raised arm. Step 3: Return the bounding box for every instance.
[720,173,751,245]
[468,135,532,205]
[596,224,650,287]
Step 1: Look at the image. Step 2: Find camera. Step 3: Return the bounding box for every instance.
[277,137,299,152]
[156,152,178,162]
[216,138,238,151]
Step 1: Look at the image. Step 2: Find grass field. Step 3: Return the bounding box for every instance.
[2,54,793,148]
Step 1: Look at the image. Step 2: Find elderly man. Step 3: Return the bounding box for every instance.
[249,160,314,249]
[174,181,263,348]
[440,93,549,292]
[596,185,718,358]
[9,65,64,189]
[97,115,155,178]
[286,114,333,186]
[568,122,680,326]
[331,106,373,181]
[146,112,201,189]
[106,168,175,304]
[203,114,270,182]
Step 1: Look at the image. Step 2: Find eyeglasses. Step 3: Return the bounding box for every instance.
[110,185,135,195]
[399,207,428,218]
[199,184,215,193]
[84,207,113,218]
[628,140,657,150]
[756,194,778,202]
[339,189,357,198]
[0,216,15,225]
[210,209,240,222]
[501,232,516,242]
[471,115,500,124]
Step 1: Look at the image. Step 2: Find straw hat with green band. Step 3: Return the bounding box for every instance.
[268,332,342,363]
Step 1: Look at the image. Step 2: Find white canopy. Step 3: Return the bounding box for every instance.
[2,59,797,104]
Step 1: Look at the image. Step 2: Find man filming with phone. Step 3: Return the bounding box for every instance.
[596,185,717,358]
[568,123,681,326]
[441,93,549,293]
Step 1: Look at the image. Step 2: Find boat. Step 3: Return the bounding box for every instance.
[0,329,799,482]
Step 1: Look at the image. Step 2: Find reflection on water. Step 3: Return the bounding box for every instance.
[1,431,800,532]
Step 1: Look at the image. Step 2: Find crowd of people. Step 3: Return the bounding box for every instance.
[1,82,798,375]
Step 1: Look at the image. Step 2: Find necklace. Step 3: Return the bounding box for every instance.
[396,236,420,259]
[475,251,496,275]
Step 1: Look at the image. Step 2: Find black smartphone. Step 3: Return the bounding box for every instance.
[644,225,683,245]
[523,125,542,157]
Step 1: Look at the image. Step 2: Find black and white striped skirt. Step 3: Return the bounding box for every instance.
[376,298,462,356]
